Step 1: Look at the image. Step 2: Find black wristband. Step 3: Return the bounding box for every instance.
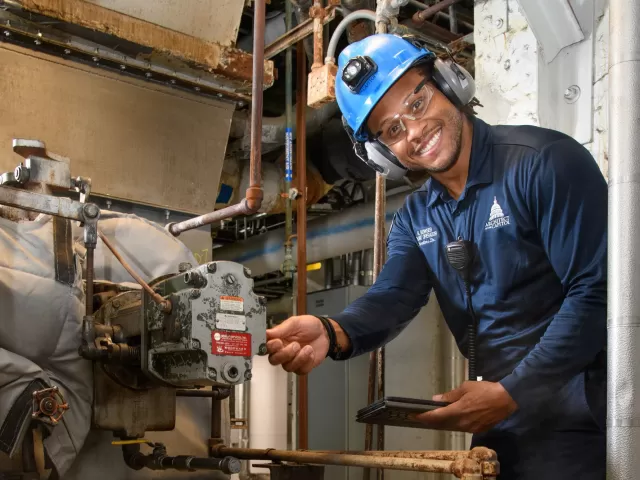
[315,315,346,360]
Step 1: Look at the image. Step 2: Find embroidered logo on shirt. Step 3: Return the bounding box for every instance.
[416,227,438,246]
[485,197,510,230]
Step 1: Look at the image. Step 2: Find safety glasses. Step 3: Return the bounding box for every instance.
[373,78,435,147]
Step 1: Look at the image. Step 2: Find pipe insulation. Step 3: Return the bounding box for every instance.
[608,0,640,477]
[213,192,410,276]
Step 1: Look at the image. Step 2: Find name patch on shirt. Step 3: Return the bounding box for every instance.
[415,227,438,246]
[485,197,511,230]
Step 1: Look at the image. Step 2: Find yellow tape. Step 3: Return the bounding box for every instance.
[306,262,322,272]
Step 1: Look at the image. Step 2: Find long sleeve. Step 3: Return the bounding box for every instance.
[499,137,608,410]
[331,208,433,358]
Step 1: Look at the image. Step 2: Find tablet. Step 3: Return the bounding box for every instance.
[356,396,450,429]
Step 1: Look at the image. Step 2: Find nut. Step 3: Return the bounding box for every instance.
[258,344,268,355]
[83,203,99,219]
[178,262,192,273]
[244,370,252,380]
[207,263,217,273]
[190,289,201,299]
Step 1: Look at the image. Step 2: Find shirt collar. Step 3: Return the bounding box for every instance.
[426,116,494,207]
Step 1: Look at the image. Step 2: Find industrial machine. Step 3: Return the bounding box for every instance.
[0,138,267,476]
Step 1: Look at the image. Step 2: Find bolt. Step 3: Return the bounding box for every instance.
[503,59,511,71]
[83,203,99,218]
[244,370,252,380]
[120,64,126,70]
[64,48,71,54]
[207,263,217,273]
[190,289,201,299]
[192,339,201,349]
[258,343,267,355]
[3,30,10,37]
[113,300,121,309]
[217,93,223,98]
[34,39,42,46]
[208,368,217,380]
[225,274,236,285]
[145,72,152,78]
[178,262,192,273]
[564,85,581,104]
[258,296,267,306]
[494,18,504,29]
[92,56,99,62]
[106,200,112,210]
[244,267,252,278]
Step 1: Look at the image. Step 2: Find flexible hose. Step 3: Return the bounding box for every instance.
[326,9,376,63]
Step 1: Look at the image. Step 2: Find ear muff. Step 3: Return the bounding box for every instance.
[431,57,476,108]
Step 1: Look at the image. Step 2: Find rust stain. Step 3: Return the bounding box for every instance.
[16,0,274,88]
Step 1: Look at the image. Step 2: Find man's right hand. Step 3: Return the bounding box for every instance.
[266,315,330,375]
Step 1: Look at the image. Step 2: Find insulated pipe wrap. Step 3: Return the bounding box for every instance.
[608,0,640,477]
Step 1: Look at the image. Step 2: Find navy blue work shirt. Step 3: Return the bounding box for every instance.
[332,117,607,434]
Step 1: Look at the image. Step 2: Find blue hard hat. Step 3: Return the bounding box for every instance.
[336,34,435,142]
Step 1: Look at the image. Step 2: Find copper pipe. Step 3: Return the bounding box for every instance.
[296,39,309,450]
[209,446,482,477]
[167,0,266,237]
[412,0,462,25]
[97,230,172,313]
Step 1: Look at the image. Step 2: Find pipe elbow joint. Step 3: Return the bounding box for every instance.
[245,187,264,213]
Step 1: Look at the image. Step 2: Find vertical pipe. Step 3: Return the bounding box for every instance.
[296,40,309,451]
[284,0,295,279]
[250,0,266,191]
[608,0,640,478]
[312,0,324,69]
[448,5,458,34]
[85,246,94,316]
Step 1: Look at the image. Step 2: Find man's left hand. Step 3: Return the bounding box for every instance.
[417,381,518,434]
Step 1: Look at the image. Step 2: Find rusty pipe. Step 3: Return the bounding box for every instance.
[97,230,172,313]
[412,0,462,24]
[310,0,325,69]
[296,39,309,451]
[167,0,266,237]
[209,446,483,477]
[86,246,94,316]
[313,448,497,462]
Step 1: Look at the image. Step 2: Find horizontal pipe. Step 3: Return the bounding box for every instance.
[176,388,231,399]
[213,191,410,277]
[313,448,496,462]
[167,199,252,236]
[210,446,481,476]
[413,0,462,24]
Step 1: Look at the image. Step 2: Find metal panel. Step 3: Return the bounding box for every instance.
[537,0,594,144]
[85,0,245,47]
[476,0,508,37]
[0,44,233,214]
[517,0,584,63]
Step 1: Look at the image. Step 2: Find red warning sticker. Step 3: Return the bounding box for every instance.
[211,331,251,357]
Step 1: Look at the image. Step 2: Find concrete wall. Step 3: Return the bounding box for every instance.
[474,0,609,177]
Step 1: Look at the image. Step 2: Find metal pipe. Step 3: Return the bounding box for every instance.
[608,0,640,477]
[312,0,325,68]
[284,0,295,280]
[97,230,171,313]
[313,448,497,462]
[85,246,94,316]
[167,0,266,237]
[326,10,376,63]
[211,398,223,444]
[448,5,458,34]
[210,446,482,477]
[412,0,461,25]
[296,39,309,451]
[176,388,231,399]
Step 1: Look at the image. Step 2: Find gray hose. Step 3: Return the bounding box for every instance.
[326,9,376,63]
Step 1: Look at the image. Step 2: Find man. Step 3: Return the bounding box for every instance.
[266,34,606,479]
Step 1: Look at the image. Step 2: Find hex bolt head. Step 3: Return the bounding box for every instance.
[207,263,217,273]
[178,262,192,273]
[258,296,267,306]
[190,289,201,299]
[83,203,99,218]
[244,267,252,278]
[208,368,217,379]
[258,343,268,355]
[192,339,201,349]
[244,370,252,381]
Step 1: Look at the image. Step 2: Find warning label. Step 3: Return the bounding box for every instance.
[220,295,244,313]
[212,331,251,357]
[216,312,246,331]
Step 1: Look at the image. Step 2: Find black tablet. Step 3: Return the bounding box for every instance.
[356,396,450,429]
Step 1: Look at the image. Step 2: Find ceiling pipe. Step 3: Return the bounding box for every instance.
[166,0,266,237]
[608,0,640,477]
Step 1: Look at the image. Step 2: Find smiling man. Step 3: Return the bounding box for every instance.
[266,34,607,479]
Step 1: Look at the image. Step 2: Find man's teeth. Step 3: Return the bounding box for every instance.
[419,129,441,154]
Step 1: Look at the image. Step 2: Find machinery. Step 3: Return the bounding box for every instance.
[0,138,267,476]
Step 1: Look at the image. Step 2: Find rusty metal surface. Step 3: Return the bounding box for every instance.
[3,0,274,89]
[307,62,338,109]
[265,6,336,60]
[310,1,325,68]
[0,185,89,222]
[210,446,482,476]
[167,200,252,236]
[296,40,309,451]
